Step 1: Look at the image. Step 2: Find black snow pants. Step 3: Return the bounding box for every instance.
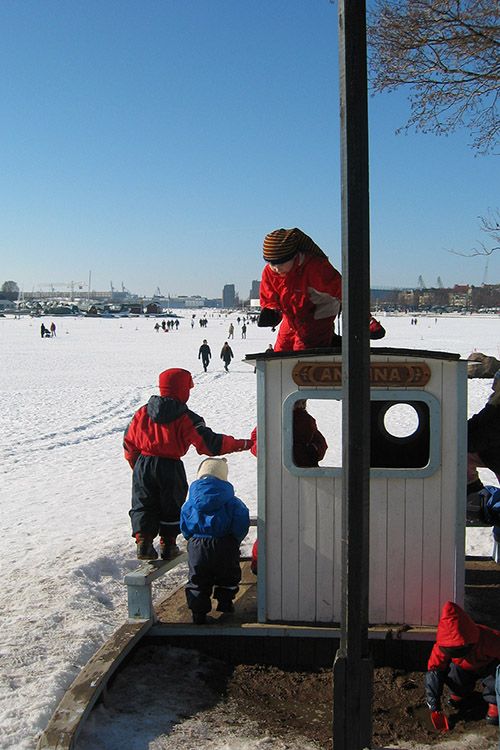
[426,661,498,707]
[129,455,188,540]
[185,536,241,615]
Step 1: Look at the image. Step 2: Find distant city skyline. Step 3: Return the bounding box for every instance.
[0,2,497,297]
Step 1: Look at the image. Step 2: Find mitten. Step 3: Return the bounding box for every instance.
[369,317,386,340]
[258,308,282,328]
[307,287,341,320]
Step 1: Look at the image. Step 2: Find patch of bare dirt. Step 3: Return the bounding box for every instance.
[223,663,498,749]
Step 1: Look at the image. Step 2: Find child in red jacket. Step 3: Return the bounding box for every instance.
[123,368,252,561]
[258,227,342,352]
[425,601,500,729]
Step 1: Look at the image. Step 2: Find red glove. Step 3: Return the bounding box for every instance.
[430,711,449,732]
[369,317,386,340]
[250,427,257,457]
[236,439,253,451]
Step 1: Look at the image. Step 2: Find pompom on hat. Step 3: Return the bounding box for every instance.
[262,227,327,264]
[197,457,229,482]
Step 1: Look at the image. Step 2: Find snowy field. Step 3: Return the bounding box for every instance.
[0,311,499,750]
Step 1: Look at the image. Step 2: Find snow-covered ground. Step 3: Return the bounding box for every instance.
[0,311,499,750]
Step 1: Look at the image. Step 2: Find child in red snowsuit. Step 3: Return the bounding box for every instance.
[258,227,385,351]
[258,227,342,352]
[425,601,500,729]
[123,368,253,561]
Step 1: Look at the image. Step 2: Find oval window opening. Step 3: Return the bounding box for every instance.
[383,403,420,439]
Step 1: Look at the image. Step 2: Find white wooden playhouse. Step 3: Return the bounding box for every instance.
[247,347,467,629]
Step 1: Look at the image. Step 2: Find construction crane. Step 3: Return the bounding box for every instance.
[417,275,427,290]
[482,258,489,286]
[38,281,86,300]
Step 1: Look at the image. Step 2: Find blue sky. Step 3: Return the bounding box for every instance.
[0,0,497,299]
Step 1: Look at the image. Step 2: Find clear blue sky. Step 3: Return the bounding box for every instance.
[1,0,497,298]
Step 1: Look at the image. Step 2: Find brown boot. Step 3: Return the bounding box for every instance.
[135,533,158,560]
[159,537,181,561]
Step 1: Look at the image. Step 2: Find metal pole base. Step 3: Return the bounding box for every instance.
[333,651,373,750]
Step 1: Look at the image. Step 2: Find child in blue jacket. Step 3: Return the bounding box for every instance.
[180,457,250,624]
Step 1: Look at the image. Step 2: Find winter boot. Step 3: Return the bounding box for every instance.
[485,703,499,725]
[159,537,181,561]
[216,601,235,613]
[192,612,207,625]
[467,478,484,495]
[447,694,465,709]
[135,533,158,560]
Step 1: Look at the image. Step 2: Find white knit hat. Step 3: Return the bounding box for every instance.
[196,457,229,482]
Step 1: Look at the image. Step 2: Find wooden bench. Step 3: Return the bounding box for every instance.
[124,552,188,620]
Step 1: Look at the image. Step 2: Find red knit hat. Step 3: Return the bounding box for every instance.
[158,368,194,402]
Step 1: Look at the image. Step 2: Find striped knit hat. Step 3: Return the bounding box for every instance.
[262,228,327,263]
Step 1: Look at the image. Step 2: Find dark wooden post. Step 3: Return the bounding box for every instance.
[333,1,373,748]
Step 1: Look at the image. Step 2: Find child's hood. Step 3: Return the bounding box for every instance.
[147,395,187,424]
[188,476,235,512]
[436,601,480,647]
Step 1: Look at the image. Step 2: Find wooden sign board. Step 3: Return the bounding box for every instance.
[292,361,431,388]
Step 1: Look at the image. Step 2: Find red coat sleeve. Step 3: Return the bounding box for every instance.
[178,412,251,456]
[259,265,281,310]
[123,415,141,468]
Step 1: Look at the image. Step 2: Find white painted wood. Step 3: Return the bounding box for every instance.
[316,476,336,621]
[386,478,406,623]
[403,479,425,625]
[421,471,444,625]
[333,476,343,619]
[258,350,465,628]
[298,478,318,621]
[264,358,285,621]
[369,478,388,623]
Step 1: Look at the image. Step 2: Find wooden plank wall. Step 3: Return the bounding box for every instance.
[260,352,466,628]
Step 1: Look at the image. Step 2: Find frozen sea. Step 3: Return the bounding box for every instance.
[0,311,499,750]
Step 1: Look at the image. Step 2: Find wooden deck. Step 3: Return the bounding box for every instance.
[147,556,500,671]
[36,555,500,749]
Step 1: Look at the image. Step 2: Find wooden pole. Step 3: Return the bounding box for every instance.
[333,1,373,748]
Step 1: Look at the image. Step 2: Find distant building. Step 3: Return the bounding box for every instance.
[222,284,236,308]
[249,280,260,301]
[168,295,206,309]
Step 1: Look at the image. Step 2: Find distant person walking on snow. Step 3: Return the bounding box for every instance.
[228,323,234,339]
[123,368,253,561]
[198,339,212,372]
[180,457,250,624]
[40,323,47,338]
[220,342,234,372]
[241,323,247,339]
[50,322,56,337]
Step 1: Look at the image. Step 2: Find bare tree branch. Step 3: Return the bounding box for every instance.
[449,209,500,256]
[368,0,500,153]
